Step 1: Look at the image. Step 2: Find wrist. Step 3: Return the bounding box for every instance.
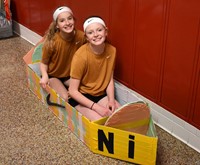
[90,102,95,110]
[108,99,115,104]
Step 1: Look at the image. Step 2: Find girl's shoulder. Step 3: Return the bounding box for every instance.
[75,29,84,35]
[75,29,87,45]
[105,42,116,53]
[106,42,115,48]
[72,44,88,64]
[50,32,62,43]
[75,29,84,38]
[75,43,88,54]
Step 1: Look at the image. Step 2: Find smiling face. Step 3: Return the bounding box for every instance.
[56,11,75,34]
[85,23,107,46]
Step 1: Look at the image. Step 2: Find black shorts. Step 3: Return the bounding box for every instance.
[68,93,107,107]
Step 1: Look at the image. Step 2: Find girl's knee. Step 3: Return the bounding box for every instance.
[61,93,69,102]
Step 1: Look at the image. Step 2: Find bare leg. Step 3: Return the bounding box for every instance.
[75,104,102,121]
[49,78,69,101]
[74,96,121,121]
[98,96,121,111]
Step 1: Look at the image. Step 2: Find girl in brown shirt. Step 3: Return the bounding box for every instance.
[40,6,85,101]
[69,16,120,121]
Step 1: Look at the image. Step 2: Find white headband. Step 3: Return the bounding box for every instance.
[83,17,106,32]
[53,6,73,21]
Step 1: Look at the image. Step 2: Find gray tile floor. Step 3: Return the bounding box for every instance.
[0,35,200,165]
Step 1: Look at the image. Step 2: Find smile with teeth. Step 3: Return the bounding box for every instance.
[64,24,73,29]
[64,26,70,29]
[93,37,102,42]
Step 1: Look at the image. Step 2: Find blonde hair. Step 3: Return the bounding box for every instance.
[43,21,58,52]
[43,13,76,51]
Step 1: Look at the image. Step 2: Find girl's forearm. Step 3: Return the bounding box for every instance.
[106,77,115,103]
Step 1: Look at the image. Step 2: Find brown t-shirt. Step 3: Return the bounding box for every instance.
[41,30,85,78]
[70,43,116,96]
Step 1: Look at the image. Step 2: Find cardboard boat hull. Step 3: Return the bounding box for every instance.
[23,41,158,165]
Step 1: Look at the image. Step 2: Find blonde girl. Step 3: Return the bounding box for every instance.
[40,6,86,102]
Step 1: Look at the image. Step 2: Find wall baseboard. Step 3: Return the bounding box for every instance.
[13,21,200,154]
[115,81,200,153]
[13,21,42,45]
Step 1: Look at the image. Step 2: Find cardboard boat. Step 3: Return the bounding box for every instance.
[23,40,158,165]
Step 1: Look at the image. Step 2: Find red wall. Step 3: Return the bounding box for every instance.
[11,0,200,129]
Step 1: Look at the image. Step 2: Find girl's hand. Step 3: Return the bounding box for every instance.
[40,76,49,89]
[107,101,117,112]
[93,103,112,117]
